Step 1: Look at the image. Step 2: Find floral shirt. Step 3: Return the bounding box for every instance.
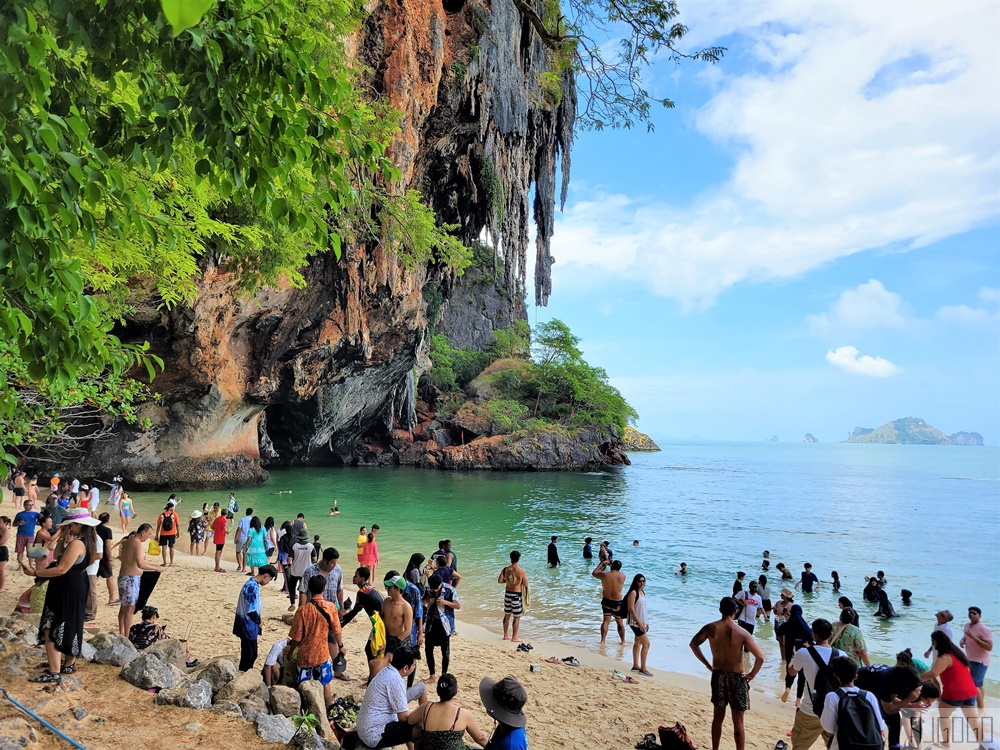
[129,622,168,650]
[830,623,868,666]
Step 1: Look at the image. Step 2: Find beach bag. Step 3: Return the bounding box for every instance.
[835,689,883,750]
[806,646,839,715]
[659,722,696,750]
[148,539,161,556]
[26,544,47,560]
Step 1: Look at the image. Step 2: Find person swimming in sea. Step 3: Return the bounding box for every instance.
[775,562,794,580]
[900,588,912,606]
[829,570,841,591]
[875,588,899,618]
[862,576,881,603]
[675,562,688,576]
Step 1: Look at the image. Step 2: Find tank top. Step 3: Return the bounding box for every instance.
[421,703,465,750]
[628,590,648,628]
[940,654,977,701]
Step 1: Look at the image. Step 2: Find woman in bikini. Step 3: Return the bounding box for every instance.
[407,673,489,749]
[119,493,134,534]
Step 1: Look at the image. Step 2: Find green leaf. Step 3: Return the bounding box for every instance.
[160,0,216,36]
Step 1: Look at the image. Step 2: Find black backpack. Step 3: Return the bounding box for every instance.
[805,646,841,715]
[835,689,884,750]
[161,512,174,532]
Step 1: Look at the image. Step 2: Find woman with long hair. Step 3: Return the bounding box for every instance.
[837,596,860,626]
[625,573,652,676]
[263,516,277,561]
[245,516,267,574]
[404,552,426,588]
[27,513,56,573]
[119,492,134,534]
[875,588,899,618]
[779,603,813,703]
[830,607,870,666]
[23,508,98,683]
[922,631,980,749]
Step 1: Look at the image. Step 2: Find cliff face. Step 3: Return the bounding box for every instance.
[70,0,574,489]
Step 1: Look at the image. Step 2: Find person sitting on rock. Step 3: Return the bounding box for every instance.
[129,605,169,650]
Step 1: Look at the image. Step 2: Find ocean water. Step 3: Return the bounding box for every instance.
[130,442,1000,694]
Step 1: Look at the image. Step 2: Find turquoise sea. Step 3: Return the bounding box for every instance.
[131,442,1000,694]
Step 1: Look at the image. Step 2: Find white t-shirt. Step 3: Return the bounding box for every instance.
[791,645,844,718]
[820,686,885,750]
[290,543,314,577]
[235,515,252,543]
[71,479,80,494]
[89,487,100,506]
[356,665,409,747]
[85,535,104,576]
[735,591,763,624]
[264,638,288,666]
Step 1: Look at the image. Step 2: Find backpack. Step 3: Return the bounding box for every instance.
[659,722,696,750]
[806,646,841,715]
[5,471,17,491]
[835,689,884,750]
[161,512,174,532]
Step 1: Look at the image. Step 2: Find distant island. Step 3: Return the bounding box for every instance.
[804,433,818,443]
[845,417,984,446]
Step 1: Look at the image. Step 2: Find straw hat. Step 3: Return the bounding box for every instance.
[780,588,794,600]
[59,508,99,527]
[190,510,203,519]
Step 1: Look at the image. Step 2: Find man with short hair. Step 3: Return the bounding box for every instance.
[297,547,345,610]
[227,492,238,514]
[341,566,386,682]
[354,649,426,749]
[234,508,253,573]
[154,503,180,567]
[262,636,288,687]
[960,606,992,711]
[734,581,763,636]
[118,524,165,635]
[288,574,344,709]
[583,536,593,559]
[820,656,885,750]
[234,564,277,672]
[855,664,932,749]
[788,618,844,750]
[690,597,765,750]
[381,574,413,658]
[11,471,25,511]
[11,499,39,569]
[385,568,424,687]
[796,563,819,593]
[592,558,626,644]
[547,535,561,567]
[498,550,527,643]
[423,573,460,682]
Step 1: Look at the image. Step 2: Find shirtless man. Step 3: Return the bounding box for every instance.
[690,597,765,750]
[381,575,414,673]
[498,550,528,643]
[117,523,164,636]
[593,559,626,644]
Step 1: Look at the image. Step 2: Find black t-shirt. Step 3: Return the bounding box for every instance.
[340,585,384,626]
[97,524,114,576]
[801,571,818,592]
[733,579,743,596]
[547,543,560,565]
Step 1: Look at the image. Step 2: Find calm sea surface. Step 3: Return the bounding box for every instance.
[131,442,1000,694]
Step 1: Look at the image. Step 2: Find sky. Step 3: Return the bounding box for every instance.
[528,0,1000,444]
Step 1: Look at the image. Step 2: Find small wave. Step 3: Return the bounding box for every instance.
[944,477,998,481]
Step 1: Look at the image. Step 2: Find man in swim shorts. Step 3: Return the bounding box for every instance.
[593,559,626,644]
[498,550,527,643]
[118,524,164,636]
[690,597,765,750]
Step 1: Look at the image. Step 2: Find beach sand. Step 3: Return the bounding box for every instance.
[0,520,805,750]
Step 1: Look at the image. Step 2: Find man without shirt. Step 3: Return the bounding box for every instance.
[690,597,765,750]
[592,559,626,644]
[118,524,165,636]
[498,550,528,643]
[381,575,414,676]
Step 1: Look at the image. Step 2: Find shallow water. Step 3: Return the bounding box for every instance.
[130,441,1000,694]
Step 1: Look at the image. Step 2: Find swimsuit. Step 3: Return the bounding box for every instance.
[711,670,750,711]
[503,590,523,616]
[121,501,132,518]
[118,574,141,607]
[601,597,623,616]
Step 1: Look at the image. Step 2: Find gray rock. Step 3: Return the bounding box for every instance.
[215,669,265,703]
[183,722,204,734]
[154,679,213,710]
[79,640,97,661]
[197,657,238,694]
[72,707,89,721]
[0,640,8,654]
[209,700,244,720]
[93,636,139,667]
[255,712,297,744]
[58,674,83,692]
[0,717,37,749]
[268,685,301,717]
[145,638,188,670]
[240,695,269,722]
[0,647,46,676]
[291,727,341,750]
[120,652,179,690]
[89,632,132,651]
[298,679,332,739]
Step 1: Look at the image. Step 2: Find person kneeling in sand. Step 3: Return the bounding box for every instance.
[690,597,765,750]
[117,524,164,636]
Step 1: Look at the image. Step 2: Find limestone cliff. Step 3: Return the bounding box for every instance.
[67,0,576,489]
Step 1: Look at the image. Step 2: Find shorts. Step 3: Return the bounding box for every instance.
[277,551,289,564]
[385,635,411,655]
[297,659,333,686]
[503,590,523,616]
[121,509,131,518]
[630,625,646,637]
[711,669,750,712]
[118,575,141,607]
[14,536,31,554]
[738,620,755,636]
[13,487,24,497]
[968,661,988,687]
[762,599,772,612]
[158,535,176,548]
[235,540,248,554]
[942,696,978,707]
[601,597,623,616]
[216,543,225,551]
[0,546,8,563]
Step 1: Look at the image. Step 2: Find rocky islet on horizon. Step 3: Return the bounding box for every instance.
[845,417,984,445]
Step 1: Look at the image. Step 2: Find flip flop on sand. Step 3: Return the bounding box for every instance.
[561,657,581,667]
[624,676,640,684]
[544,657,562,664]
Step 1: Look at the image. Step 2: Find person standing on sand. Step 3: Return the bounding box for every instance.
[117,524,164,636]
[96,513,115,605]
[499,550,528,643]
[787,618,844,750]
[288,574,344,710]
[234,564,277,672]
[0,516,9,592]
[386,568,424,688]
[154,502,179,567]
[547,536,560,567]
[233,507,253,573]
[592,559,626,644]
[357,525,368,568]
[626,573,652,676]
[119,493,134,534]
[690,597,765,750]
[382,575,414,667]
[289,528,316,611]
[423,573,460,683]
[211,511,229,573]
[960,606,992,712]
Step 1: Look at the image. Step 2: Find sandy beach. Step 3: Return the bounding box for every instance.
[0,519,805,750]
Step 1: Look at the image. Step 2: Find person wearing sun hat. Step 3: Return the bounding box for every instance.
[479,675,528,749]
[26,508,99,683]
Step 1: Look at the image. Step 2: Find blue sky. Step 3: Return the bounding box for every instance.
[528,0,1000,444]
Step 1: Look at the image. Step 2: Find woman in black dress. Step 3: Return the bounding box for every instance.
[22,508,98,683]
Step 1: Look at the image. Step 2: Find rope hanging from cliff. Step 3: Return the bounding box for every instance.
[0,686,88,749]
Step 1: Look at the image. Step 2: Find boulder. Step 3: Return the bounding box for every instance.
[0,718,37,750]
[255,713,297,744]
[197,657,238,693]
[291,727,341,750]
[299,679,332,739]
[215,669,265,703]
[268,685,302,717]
[120,652,179,690]
[239,695,269,722]
[155,679,213,710]
[89,632,132,651]
[209,700,243,720]
[93,643,139,667]
[79,640,97,662]
[145,638,188,670]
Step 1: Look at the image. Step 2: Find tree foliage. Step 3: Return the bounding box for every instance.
[514,0,725,130]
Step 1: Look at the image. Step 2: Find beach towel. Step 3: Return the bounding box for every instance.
[522,583,530,609]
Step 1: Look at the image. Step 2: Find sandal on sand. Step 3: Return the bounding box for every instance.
[625,676,640,684]
[515,643,533,652]
[29,672,61,684]
[61,664,76,675]
[561,656,581,666]
[544,657,562,664]
[774,742,788,750]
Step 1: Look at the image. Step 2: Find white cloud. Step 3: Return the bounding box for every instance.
[825,345,898,377]
[808,280,907,335]
[935,286,1000,323]
[553,0,1000,308]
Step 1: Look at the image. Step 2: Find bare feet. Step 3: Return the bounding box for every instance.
[780,688,790,703]
[502,635,510,641]
[511,639,522,643]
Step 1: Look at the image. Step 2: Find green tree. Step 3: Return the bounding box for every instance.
[489,319,531,360]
